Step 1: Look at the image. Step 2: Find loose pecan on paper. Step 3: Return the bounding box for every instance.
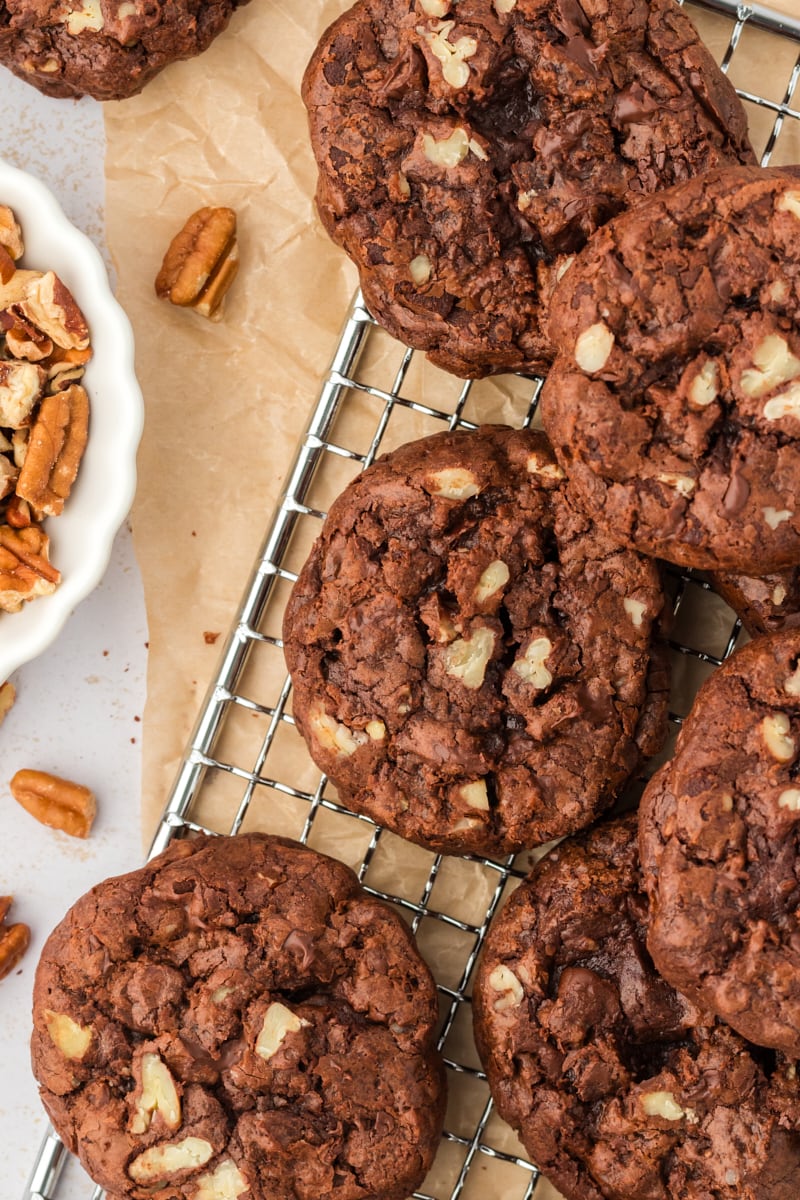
[155,205,239,320]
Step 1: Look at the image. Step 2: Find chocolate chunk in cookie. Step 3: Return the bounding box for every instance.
[283,426,668,856]
[31,834,446,1200]
[710,565,800,637]
[542,165,800,573]
[473,814,800,1200]
[0,0,248,100]
[640,628,800,1058]
[302,0,754,378]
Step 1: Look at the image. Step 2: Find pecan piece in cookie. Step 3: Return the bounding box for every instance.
[16,383,89,517]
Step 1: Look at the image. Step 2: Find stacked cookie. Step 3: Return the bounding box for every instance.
[474,630,800,1200]
[302,0,755,377]
[474,811,800,1200]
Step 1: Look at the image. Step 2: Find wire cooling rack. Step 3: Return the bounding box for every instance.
[25,2,800,1198]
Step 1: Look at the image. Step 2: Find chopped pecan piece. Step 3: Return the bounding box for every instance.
[44,344,91,392]
[0,455,18,502]
[155,206,239,321]
[0,245,16,285]
[0,205,94,615]
[5,495,31,528]
[0,359,44,426]
[18,271,90,350]
[16,383,89,516]
[5,309,54,361]
[0,524,60,612]
[11,427,27,469]
[0,206,24,261]
[0,268,42,312]
[10,768,96,838]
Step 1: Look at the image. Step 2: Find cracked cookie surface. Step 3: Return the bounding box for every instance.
[31,833,446,1200]
[542,165,800,572]
[640,629,800,1058]
[302,0,754,378]
[473,814,800,1200]
[283,426,668,856]
[0,0,248,100]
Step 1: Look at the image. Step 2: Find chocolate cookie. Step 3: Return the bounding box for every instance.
[542,165,800,573]
[0,0,247,100]
[302,0,754,378]
[473,815,800,1200]
[283,426,668,856]
[710,565,800,637]
[31,834,445,1200]
[639,629,800,1058]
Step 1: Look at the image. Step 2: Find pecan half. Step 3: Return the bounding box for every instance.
[155,206,239,321]
[0,915,30,981]
[0,524,60,612]
[16,383,89,516]
[10,768,96,838]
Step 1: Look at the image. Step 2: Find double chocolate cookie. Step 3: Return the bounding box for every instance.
[542,165,800,572]
[283,426,667,857]
[31,834,446,1200]
[710,565,800,637]
[639,629,800,1058]
[473,815,800,1200]
[302,0,754,378]
[0,0,248,100]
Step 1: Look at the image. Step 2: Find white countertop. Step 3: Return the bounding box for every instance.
[0,76,149,1199]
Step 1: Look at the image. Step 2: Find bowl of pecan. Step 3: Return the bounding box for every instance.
[0,162,142,677]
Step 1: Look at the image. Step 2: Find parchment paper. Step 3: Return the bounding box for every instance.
[106,0,355,839]
[104,6,800,1198]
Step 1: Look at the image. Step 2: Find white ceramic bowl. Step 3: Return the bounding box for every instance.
[0,161,143,678]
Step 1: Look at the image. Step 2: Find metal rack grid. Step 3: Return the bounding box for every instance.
[25,2,800,1198]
